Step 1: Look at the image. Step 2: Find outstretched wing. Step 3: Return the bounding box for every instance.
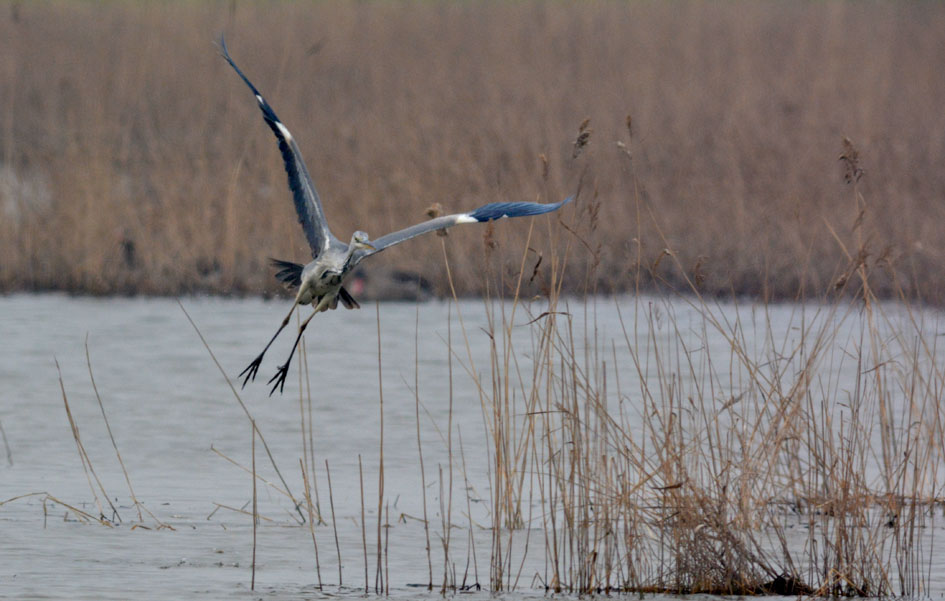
[220,36,339,259]
[363,196,573,257]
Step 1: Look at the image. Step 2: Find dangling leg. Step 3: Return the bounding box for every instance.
[239,302,298,388]
[267,298,327,395]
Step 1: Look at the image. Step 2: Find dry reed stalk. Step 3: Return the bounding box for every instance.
[384,501,390,596]
[0,417,12,466]
[374,303,385,594]
[437,464,451,591]
[251,418,257,591]
[209,445,293,500]
[0,491,111,526]
[84,337,140,522]
[324,459,342,586]
[359,454,368,594]
[179,301,304,523]
[300,339,323,524]
[413,303,433,589]
[444,298,455,593]
[208,502,274,523]
[457,427,480,590]
[84,339,172,530]
[298,334,310,502]
[299,458,323,590]
[434,297,460,592]
[55,358,119,524]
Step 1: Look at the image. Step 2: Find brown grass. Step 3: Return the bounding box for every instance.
[16,151,943,595]
[456,175,945,595]
[1,2,944,301]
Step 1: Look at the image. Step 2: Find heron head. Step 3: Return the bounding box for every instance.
[350,230,376,251]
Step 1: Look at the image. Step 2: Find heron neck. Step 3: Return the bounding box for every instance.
[341,244,359,272]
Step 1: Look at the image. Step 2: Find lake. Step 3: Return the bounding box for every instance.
[1,293,943,599]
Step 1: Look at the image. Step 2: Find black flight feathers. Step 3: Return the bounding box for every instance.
[270,258,302,288]
[468,196,573,223]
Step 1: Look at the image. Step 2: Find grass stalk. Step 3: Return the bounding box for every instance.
[251,418,257,591]
[179,300,304,523]
[0,417,12,467]
[84,337,142,523]
[55,358,119,523]
[325,459,342,586]
[300,458,323,590]
[359,454,368,594]
[375,303,385,594]
[414,303,433,589]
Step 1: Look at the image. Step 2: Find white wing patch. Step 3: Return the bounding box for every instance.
[456,214,479,224]
[275,121,293,142]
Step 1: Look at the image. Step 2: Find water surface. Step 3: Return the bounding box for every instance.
[1,294,943,599]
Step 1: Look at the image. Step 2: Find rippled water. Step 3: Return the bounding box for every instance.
[1,294,943,599]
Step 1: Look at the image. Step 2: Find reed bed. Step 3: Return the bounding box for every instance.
[474,283,943,595]
[11,174,944,595]
[1,2,945,301]
[451,134,944,595]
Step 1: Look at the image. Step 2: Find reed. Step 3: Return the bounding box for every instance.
[324,459,343,586]
[21,160,943,595]
[56,357,120,523]
[453,135,944,596]
[250,418,257,591]
[359,454,369,594]
[1,343,171,531]
[0,418,12,467]
[1,2,944,302]
[413,303,434,589]
[180,301,305,523]
[300,458,323,590]
[374,303,385,594]
[85,338,142,522]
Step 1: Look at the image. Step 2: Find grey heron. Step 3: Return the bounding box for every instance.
[220,37,573,395]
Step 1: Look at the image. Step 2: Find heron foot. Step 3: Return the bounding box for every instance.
[239,353,265,388]
[268,363,290,396]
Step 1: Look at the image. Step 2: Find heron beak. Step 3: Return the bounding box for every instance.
[361,242,376,251]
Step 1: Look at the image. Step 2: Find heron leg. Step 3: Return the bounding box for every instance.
[239,303,297,388]
[268,307,320,396]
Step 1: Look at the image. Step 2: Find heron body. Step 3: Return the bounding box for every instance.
[291,231,373,311]
[220,36,573,394]
[296,259,344,310]
[297,264,339,308]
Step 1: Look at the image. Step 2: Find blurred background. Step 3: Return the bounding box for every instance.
[1,1,943,302]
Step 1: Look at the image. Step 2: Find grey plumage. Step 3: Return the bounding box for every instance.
[220,36,573,395]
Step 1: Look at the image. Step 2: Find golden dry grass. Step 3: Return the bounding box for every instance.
[1,2,944,300]
[462,167,944,595]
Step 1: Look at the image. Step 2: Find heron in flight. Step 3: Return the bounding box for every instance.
[220,37,573,395]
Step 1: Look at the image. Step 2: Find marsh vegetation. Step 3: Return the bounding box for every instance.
[2,2,945,598]
[1,2,944,301]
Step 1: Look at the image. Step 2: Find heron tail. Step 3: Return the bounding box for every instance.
[270,258,303,288]
[338,287,360,310]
